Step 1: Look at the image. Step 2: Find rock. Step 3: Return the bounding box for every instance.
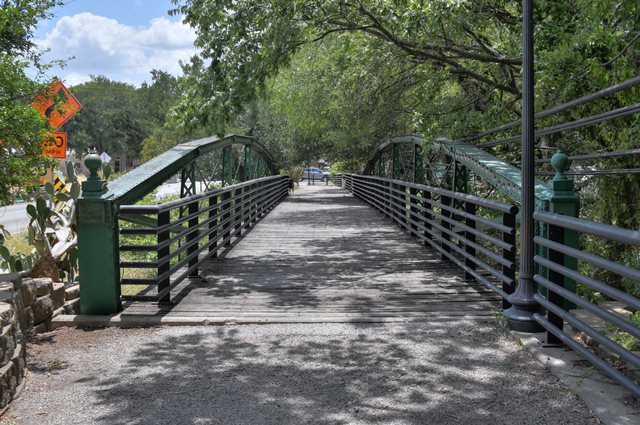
[20,306,34,331]
[33,277,53,297]
[20,279,37,306]
[0,360,17,408]
[65,284,80,301]
[52,282,65,309]
[32,297,54,325]
[0,325,16,365]
[63,298,81,315]
[0,304,12,328]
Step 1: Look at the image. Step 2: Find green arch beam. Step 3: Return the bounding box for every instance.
[107,134,278,206]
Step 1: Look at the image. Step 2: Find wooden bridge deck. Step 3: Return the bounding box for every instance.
[122,184,499,323]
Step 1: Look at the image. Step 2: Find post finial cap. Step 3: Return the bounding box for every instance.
[84,151,102,181]
[551,149,569,181]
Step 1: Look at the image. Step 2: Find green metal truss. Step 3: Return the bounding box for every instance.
[77,134,279,315]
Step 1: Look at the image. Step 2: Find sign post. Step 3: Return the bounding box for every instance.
[33,78,82,195]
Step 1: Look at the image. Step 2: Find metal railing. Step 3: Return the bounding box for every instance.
[533,211,640,397]
[117,175,289,303]
[341,174,518,306]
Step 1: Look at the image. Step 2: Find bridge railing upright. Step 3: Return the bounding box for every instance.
[117,175,288,304]
[336,159,640,397]
[532,210,640,397]
[340,173,519,306]
[77,134,282,315]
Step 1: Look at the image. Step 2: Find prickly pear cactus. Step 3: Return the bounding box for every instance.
[27,160,81,282]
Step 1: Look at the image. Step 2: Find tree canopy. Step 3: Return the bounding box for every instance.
[0,0,62,205]
[171,0,639,228]
[64,71,183,162]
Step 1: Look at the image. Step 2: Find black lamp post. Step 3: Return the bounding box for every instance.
[504,0,544,332]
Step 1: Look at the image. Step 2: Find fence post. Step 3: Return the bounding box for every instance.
[546,220,565,345]
[423,190,433,246]
[399,183,407,228]
[157,210,171,303]
[441,195,452,260]
[234,186,243,237]
[251,182,258,222]
[502,210,517,309]
[77,153,121,314]
[410,186,418,238]
[548,149,580,309]
[187,200,199,277]
[208,193,218,258]
[222,190,231,246]
[464,201,476,280]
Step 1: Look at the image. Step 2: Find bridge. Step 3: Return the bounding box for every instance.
[62,71,640,401]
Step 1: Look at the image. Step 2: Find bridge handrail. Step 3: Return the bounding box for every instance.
[119,175,289,303]
[77,134,283,315]
[118,175,280,215]
[353,173,518,214]
[343,173,518,305]
[532,210,640,398]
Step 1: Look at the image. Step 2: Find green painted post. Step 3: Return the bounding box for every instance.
[392,144,400,180]
[548,150,580,309]
[414,144,424,184]
[222,146,233,186]
[180,163,196,197]
[77,153,121,314]
[377,158,384,178]
[256,156,264,178]
[244,146,252,181]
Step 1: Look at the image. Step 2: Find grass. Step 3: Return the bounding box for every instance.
[3,230,32,256]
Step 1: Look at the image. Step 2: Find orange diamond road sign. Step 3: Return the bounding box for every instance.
[42,132,67,159]
[32,78,82,130]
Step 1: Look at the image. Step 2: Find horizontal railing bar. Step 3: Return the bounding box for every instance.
[532,313,640,399]
[356,182,513,249]
[118,175,284,215]
[120,261,157,268]
[120,277,157,285]
[156,176,283,213]
[534,236,640,282]
[370,197,514,286]
[387,185,515,235]
[535,256,640,310]
[421,231,509,300]
[121,294,157,302]
[352,175,517,214]
[535,211,640,246]
[479,103,640,148]
[534,275,640,340]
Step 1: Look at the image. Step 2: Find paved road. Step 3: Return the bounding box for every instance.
[1,323,599,425]
[0,204,30,234]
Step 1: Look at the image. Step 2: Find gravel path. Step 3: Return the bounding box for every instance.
[1,321,599,425]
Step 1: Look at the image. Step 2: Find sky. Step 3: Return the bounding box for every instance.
[34,0,198,87]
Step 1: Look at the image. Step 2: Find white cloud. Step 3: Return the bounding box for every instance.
[36,12,198,86]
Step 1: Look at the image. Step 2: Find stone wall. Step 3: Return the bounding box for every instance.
[0,273,79,410]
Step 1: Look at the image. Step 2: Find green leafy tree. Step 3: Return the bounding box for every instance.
[170,0,523,135]
[64,76,150,157]
[0,0,63,205]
